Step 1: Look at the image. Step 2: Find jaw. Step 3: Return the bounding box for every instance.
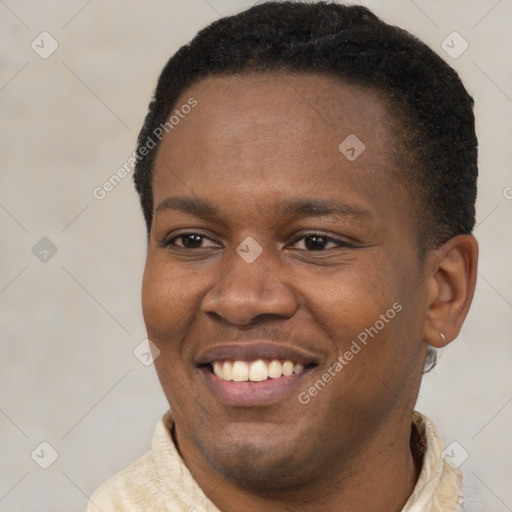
[176,408,335,490]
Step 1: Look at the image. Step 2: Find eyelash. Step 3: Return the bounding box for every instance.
[162,231,355,251]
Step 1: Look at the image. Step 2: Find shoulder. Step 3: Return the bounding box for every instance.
[403,412,464,512]
[87,450,165,512]
[86,410,177,512]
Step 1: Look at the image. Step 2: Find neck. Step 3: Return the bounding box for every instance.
[174,410,422,512]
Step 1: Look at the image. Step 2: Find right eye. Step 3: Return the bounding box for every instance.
[162,232,220,249]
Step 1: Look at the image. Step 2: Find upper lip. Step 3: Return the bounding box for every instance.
[196,341,321,366]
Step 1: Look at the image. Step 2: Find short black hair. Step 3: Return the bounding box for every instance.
[133,0,477,252]
[133,1,478,372]
[132,1,478,371]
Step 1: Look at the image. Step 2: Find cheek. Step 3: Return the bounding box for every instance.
[303,259,419,382]
[304,261,397,334]
[142,261,200,410]
[141,258,198,342]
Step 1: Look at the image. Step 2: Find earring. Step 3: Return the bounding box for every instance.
[440,332,446,342]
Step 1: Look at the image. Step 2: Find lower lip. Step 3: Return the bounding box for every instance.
[200,366,313,407]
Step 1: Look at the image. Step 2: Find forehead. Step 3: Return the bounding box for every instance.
[152,72,409,225]
[165,72,393,149]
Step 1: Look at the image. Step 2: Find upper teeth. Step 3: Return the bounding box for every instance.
[212,359,305,382]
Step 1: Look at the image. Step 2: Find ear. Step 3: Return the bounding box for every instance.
[423,235,479,348]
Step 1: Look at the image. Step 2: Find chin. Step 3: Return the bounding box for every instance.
[196,426,315,489]
[207,446,304,488]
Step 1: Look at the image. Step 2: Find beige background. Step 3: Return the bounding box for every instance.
[0,0,511,510]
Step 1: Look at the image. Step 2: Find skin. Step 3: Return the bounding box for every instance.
[141,73,478,512]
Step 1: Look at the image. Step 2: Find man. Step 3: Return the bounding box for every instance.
[88,2,478,510]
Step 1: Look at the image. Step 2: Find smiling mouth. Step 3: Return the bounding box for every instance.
[202,359,317,382]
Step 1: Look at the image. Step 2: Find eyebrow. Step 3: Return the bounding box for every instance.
[280,198,373,220]
[155,196,373,221]
[156,196,218,218]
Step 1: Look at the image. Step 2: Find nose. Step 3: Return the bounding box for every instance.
[201,243,298,325]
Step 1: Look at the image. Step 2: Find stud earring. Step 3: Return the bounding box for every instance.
[440,332,447,342]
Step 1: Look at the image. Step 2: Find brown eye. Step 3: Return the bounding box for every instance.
[164,232,219,249]
[175,234,204,248]
[291,233,351,251]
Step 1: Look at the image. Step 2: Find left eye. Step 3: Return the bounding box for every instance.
[291,234,347,251]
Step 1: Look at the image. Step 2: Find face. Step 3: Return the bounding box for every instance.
[142,73,430,488]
